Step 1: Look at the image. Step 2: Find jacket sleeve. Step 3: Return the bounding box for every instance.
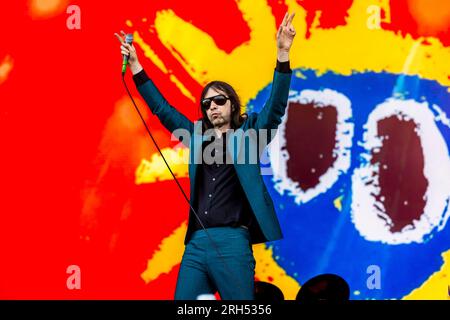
[133,69,194,145]
[254,61,292,132]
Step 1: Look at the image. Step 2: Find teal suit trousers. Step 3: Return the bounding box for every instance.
[174,226,256,300]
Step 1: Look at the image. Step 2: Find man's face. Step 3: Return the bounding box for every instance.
[203,88,233,129]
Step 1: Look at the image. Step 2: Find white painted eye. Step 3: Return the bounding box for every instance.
[268,89,354,204]
[351,99,450,244]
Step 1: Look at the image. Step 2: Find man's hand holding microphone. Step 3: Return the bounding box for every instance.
[114,30,143,75]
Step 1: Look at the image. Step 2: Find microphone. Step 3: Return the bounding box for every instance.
[122,33,134,74]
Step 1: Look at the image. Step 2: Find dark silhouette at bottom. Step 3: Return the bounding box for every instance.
[296,274,350,301]
[254,281,285,301]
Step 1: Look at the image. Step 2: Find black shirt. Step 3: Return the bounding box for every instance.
[192,131,254,231]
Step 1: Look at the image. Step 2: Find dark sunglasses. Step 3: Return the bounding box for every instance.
[201,95,230,110]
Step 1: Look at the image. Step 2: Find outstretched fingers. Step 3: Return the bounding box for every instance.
[287,13,295,25]
[282,12,289,27]
[114,32,124,44]
[278,12,289,37]
[114,30,131,44]
[287,13,295,30]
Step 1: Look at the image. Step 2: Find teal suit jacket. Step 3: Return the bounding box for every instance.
[136,69,292,244]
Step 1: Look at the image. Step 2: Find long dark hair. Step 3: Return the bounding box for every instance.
[200,81,247,130]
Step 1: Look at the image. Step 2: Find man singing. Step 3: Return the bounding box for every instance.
[115,11,296,300]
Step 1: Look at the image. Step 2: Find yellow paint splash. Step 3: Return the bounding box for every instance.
[134,31,195,102]
[152,1,279,106]
[403,249,450,300]
[134,31,169,74]
[253,244,301,300]
[141,221,187,283]
[169,74,196,102]
[148,0,450,108]
[135,147,189,184]
[334,195,343,212]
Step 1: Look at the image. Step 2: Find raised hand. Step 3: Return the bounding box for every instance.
[276,12,296,54]
[114,30,142,74]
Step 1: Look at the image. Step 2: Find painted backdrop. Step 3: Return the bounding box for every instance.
[0,0,449,299]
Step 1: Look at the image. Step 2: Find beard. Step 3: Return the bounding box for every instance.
[210,115,229,127]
